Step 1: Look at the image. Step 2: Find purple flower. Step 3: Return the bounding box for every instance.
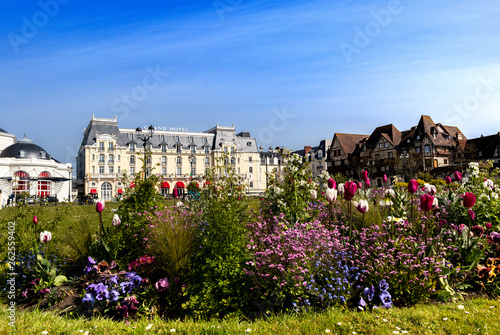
[379,290,393,308]
[378,279,389,292]
[82,293,95,308]
[490,232,500,244]
[110,289,120,302]
[358,296,367,308]
[363,286,375,301]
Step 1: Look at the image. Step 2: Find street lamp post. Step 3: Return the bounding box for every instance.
[399,153,409,182]
[12,175,19,206]
[136,125,155,180]
[259,146,269,189]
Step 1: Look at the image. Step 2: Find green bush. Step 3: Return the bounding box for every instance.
[184,155,252,318]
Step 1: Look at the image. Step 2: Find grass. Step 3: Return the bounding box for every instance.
[0,298,499,334]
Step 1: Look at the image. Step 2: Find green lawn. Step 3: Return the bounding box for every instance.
[1,298,499,334]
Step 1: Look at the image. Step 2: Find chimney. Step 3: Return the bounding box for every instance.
[304,146,312,155]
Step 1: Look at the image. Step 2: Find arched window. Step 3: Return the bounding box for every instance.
[101,182,112,200]
[38,171,51,197]
[13,171,29,194]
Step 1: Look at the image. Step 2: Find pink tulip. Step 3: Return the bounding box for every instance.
[310,189,318,200]
[462,192,476,208]
[424,184,436,196]
[354,199,369,214]
[33,215,38,224]
[407,179,418,194]
[95,200,105,213]
[485,222,492,229]
[445,176,452,185]
[344,181,357,201]
[468,208,475,221]
[172,188,178,199]
[383,175,387,183]
[420,194,434,211]
[454,171,462,182]
[365,178,371,188]
[357,182,363,189]
[327,178,336,189]
[362,170,368,181]
[40,231,52,244]
[325,188,337,203]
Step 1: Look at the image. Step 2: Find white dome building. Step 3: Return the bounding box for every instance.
[0,128,73,206]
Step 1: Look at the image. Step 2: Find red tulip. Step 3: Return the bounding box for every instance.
[33,215,38,224]
[95,200,105,213]
[462,192,476,208]
[445,176,452,185]
[365,178,371,188]
[173,188,178,199]
[383,175,387,183]
[485,222,492,229]
[344,181,357,201]
[357,182,363,189]
[407,179,418,194]
[420,194,434,211]
[362,170,368,181]
[327,178,336,189]
[454,171,462,182]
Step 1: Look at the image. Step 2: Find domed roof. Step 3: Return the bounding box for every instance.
[0,136,51,160]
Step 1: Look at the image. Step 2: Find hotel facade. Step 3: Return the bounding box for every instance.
[76,115,272,200]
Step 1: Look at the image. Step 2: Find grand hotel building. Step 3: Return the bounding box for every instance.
[76,115,279,200]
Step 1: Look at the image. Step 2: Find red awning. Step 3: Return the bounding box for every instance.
[117,189,123,194]
[162,181,170,188]
[176,181,185,188]
[90,189,97,194]
[196,182,199,187]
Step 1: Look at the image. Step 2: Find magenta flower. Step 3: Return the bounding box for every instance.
[383,174,387,183]
[454,171,462,182]
[327,178,336,189]
[172,188,178,199]
[407,179,418,194]
[485,222,492,230]
[33,215,38,224]
[365,178,371,188]
[362,170,368,181]
[445,176,452,185]
[344,181,357,201]
[462,192,476,208]
[419,194,434,212]
[357,181,363,189]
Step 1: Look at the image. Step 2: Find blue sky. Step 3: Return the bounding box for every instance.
[1,0,500,166]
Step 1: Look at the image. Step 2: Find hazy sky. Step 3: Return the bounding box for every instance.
[1,0,500,166]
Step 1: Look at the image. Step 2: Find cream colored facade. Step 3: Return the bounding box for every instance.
[76,116,267,200]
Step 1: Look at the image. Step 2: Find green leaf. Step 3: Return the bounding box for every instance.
[54,275,68,286]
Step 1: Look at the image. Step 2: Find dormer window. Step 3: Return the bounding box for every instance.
[416,135,421,140]
[40,151,46,158]
[20,150,25,158]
